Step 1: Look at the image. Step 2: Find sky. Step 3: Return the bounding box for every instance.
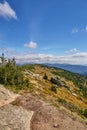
[0,0,87,64]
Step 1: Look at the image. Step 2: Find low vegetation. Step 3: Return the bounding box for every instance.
[43,73,48,80]
[50,85,57,93]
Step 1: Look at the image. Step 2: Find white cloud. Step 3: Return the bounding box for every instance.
[66,48,79,54]
[11,52,87,65]
[24,41,37,49]
[72,28,78,33]
[0,1,17,20]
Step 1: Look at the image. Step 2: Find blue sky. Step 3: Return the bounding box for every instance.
[0,0,87,64]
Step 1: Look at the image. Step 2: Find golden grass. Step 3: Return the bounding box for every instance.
[25,64,87,111]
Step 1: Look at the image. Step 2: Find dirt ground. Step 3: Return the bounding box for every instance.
[12,94,87,130]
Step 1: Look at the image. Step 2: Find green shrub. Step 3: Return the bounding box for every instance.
[43,73,48,80]
[83,109,87,118]
[57,98,66,104]
[50,85,57,93]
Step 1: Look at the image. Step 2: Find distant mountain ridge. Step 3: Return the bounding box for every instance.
[45,63,87,76]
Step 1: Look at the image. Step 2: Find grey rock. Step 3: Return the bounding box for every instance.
[0,85,19,107]
[50,77,66,87]
[0,104,33,130]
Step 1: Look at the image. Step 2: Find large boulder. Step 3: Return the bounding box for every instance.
[0,104,33,130]
[50,77,66,87]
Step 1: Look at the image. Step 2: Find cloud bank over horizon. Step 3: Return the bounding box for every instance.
[14,52,87,65]
[0,45,87,65]
[1,48,86,65]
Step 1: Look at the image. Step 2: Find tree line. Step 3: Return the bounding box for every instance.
[0,53,29,90]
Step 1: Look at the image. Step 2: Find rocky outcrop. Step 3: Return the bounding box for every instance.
[24,70,40,80]
[50,77,66,86]
[50,77,70,89]
[0,104,33,130]
[0,85,34,130]
[0,85,19,107]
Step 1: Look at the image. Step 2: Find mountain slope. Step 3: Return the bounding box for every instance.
[45,63,87,76]
[21,64,87,117]
[0,64,87,130]
[1,63,87,117]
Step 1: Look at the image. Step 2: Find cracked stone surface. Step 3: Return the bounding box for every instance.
[0,104,33,130]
